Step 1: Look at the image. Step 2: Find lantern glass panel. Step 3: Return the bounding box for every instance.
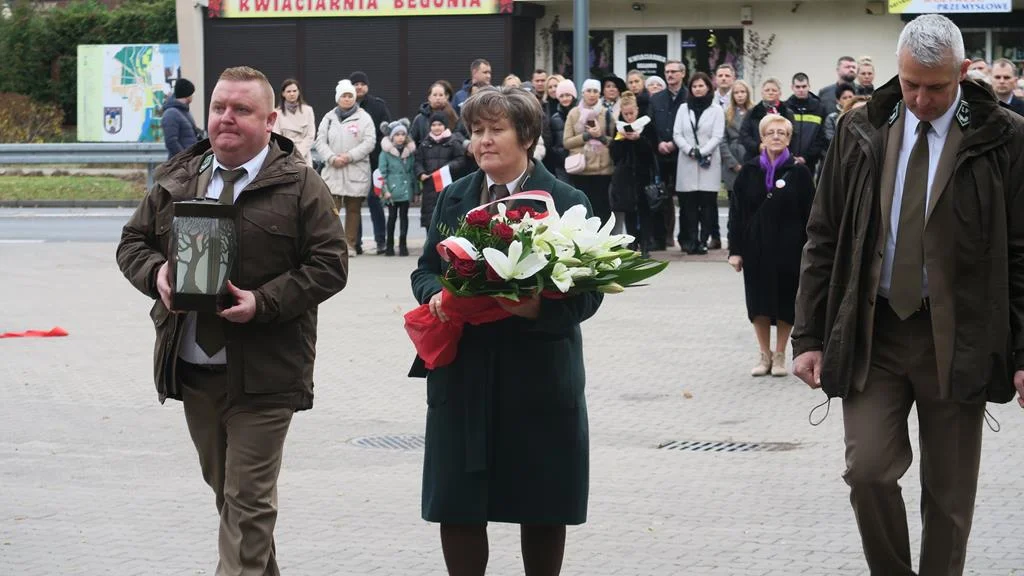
[170,201,237,312]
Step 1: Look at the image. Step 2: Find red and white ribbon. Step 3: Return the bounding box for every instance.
[436,190,558,263]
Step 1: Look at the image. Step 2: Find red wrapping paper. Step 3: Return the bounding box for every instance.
[404,290,512,370]
[0,326,68,339]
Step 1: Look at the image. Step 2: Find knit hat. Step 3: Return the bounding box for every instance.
[173,78,195,99]
[556,79,578,99]
[386,118,410,136]
[581,79,601,93]
[335,79,356,101]
[349,71,369,85]
[429,111,450,128]
[645,76,666,90]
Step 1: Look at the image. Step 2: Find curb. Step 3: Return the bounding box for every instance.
[0,200,141,208]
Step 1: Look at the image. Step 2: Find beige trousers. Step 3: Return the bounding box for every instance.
[334,195,362,251]
[180,362,293,576]
[842,300,984,576]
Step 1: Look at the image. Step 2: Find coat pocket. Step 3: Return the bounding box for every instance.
[241,207,299,279]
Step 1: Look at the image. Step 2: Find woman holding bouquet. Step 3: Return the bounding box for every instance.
[410,85,603,576]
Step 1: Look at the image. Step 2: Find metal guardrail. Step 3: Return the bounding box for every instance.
[0,142,167,189]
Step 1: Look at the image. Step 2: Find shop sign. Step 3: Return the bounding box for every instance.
[626,35,668,80]
[211,0,510,18]
[888,0,1010,13]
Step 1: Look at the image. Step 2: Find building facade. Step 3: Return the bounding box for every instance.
[176,0,1024,125]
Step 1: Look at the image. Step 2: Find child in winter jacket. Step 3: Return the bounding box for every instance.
[415,112,466,230]
[378,119,416,256]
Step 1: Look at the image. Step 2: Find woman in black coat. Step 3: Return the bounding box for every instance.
[609,91,656,257]
[548,78,578,183]
[415,111,466,229]
[728,113,813,379]
[411,85,602,575]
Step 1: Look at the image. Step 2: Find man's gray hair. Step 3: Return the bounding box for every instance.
[896,14,965,69]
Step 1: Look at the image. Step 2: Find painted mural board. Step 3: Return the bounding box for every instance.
[77,44,181,142]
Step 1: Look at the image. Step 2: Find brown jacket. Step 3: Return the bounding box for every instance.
[116,134,348,411]
[793,76,1024,404]
[563,105,615,175]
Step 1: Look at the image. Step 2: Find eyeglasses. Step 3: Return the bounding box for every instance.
[763,130,789,137]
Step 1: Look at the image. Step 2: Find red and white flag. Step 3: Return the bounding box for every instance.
[431,165,453,191]
[372,168,384,197]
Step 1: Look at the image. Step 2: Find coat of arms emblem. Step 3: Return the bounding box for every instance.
[104,107,123,135]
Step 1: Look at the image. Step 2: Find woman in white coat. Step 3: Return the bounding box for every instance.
[272,78,315,165]
[315,79,376,254]
[673,71,724,255]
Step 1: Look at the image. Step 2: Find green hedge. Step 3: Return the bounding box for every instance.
[0,0,177,126]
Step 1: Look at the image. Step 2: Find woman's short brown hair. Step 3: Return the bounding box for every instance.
[460,86,543,158]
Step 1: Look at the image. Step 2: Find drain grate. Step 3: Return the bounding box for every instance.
[657,440,797,453]
[350,434,425,450]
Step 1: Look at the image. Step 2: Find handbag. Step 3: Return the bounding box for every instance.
[643,146,668,210]
[564,152,586,174]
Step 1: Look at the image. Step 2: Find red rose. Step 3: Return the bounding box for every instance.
[485,263,503,283]
[451,257,479,278]
[533,211,549,220]
[492,222,515,243]
[505,209,523,222]
[518,206,537,218]
[466,210,491,228]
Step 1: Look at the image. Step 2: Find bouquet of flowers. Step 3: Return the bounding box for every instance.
[404,190,668,368]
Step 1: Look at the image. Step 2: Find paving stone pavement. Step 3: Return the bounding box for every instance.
[1,242,1023,576]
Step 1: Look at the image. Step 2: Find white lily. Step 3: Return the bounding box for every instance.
[573,213,634,256]
[550,263,595,293]
[483,240,549,281]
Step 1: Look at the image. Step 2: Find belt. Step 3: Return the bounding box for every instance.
[179,360,227,374]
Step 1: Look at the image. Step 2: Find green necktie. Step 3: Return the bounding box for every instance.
[195,168,245,357]
[487,183,510,215]
[889,121,930,320]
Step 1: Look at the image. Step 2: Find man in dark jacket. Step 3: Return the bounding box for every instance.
[792,15,1024,576]
[351,71,392,254]
[160,77,200,158]
[991,58,1024,115]
[784,73,828,175]
[818,56,858,116]
[647,59,688,250]
[453,58,492,113]
[116,66,347,575]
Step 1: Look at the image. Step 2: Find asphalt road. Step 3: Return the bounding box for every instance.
[0,208,730,244]
[0,208,425,244]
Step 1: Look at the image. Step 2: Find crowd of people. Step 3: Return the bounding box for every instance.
[130,13,1024,575]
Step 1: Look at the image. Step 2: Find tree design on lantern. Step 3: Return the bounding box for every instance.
[171,201,237,311]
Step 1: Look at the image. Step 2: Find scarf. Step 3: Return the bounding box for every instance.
[575,103,607,151]
[687,91,714,123]
[760,147,791,194]
[284,102,300,114]
[334,103,360,122]
[429,129,452,142]
[762,100,781,115]
[557,100,576,119]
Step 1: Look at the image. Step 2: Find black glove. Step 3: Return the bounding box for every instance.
[688,149,698,159]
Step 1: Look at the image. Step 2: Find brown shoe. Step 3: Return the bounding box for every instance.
[771,352,788,377]
[751,351,772,377]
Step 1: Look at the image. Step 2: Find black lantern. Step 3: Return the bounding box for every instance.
[170,200,237,312]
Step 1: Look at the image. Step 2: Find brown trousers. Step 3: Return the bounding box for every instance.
[842,300,984,576]
[180,362,293,576]
[334,195,362,251]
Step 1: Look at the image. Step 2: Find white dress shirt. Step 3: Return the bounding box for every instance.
[878,88,960,299]
[179,145,270,365]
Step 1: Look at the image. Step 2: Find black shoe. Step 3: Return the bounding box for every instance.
[385,247,395,256]
[688,244,708,255]
[376,247,387,255]
[355,244,364,255]
[399,246,409,256]
[641,249,650,259]
[708,238,722,250]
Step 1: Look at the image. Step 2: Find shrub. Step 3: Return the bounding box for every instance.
[0,93,65,143]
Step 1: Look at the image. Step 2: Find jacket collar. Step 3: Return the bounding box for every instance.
[454,160,557,216]
[155,133,299,198]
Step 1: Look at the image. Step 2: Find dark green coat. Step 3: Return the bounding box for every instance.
[409,160,603,525]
